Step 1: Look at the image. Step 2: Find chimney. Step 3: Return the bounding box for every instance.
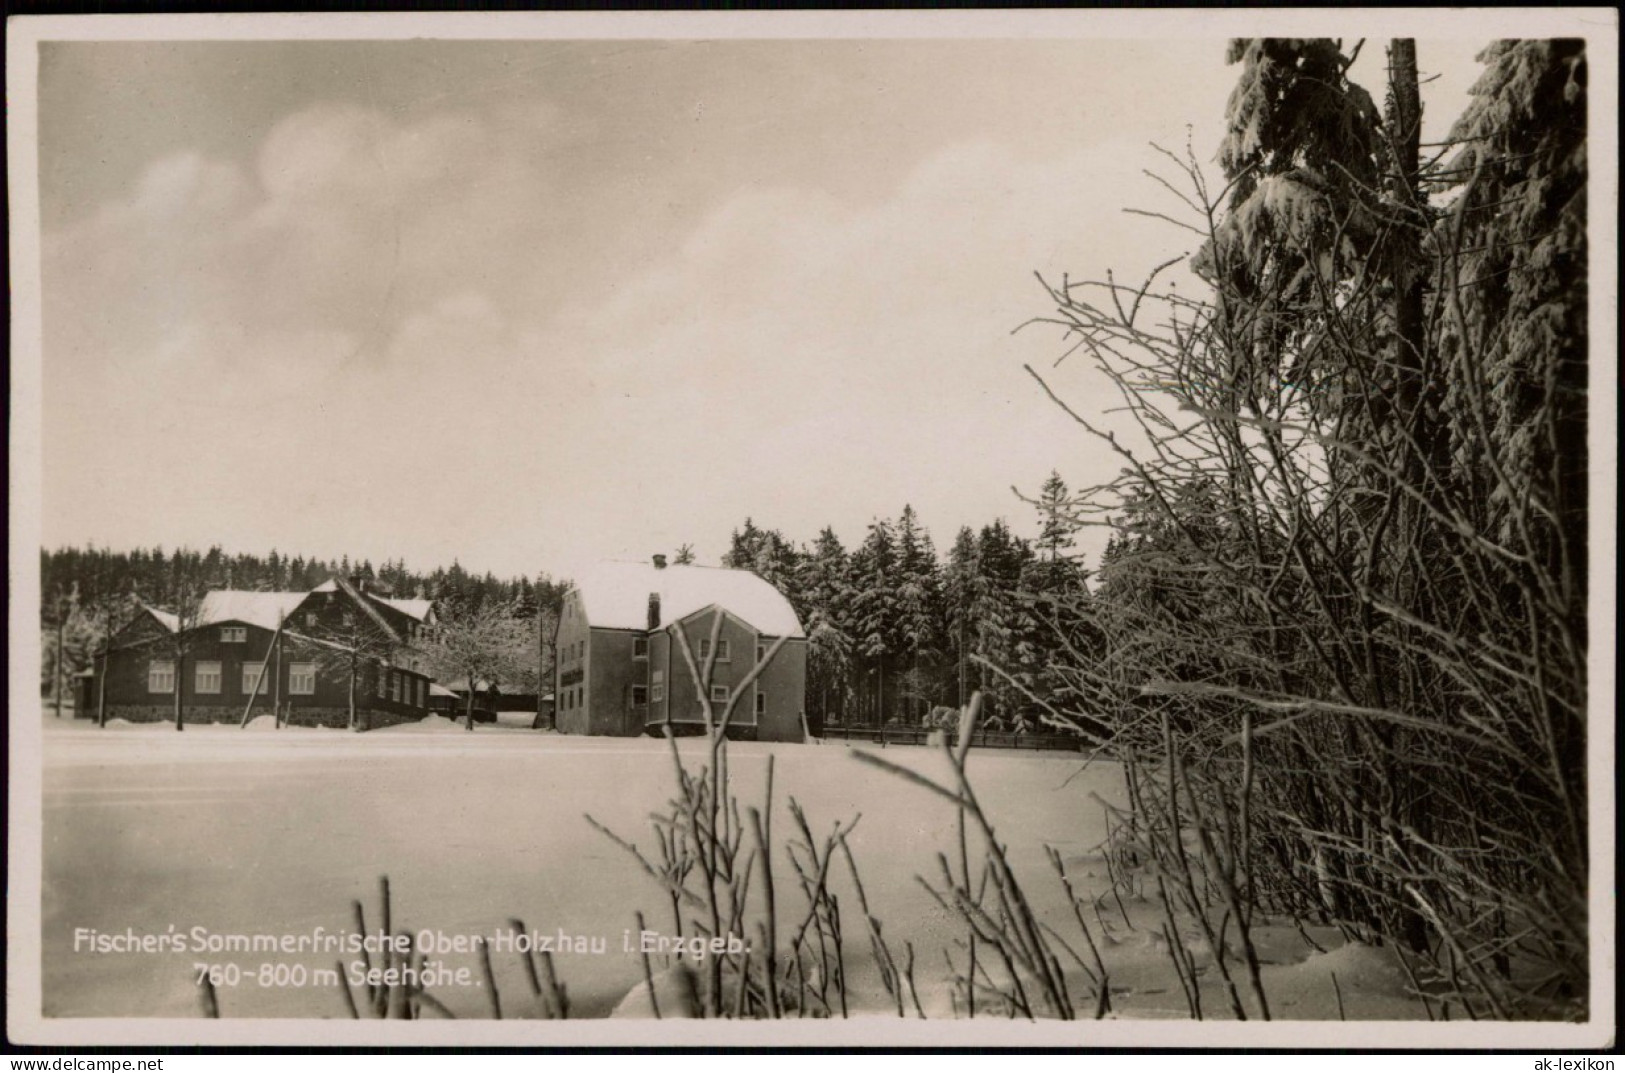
[647,592,661,631]
[652,554,667,570]
[350,573,367,594]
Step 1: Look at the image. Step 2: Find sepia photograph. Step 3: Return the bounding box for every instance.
[6,9,1616,1050]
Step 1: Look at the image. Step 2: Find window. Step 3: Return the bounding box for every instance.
[289,662,316,695]
[304,612,318,628]
[195,661,222,695]
[711,685,729,704]
[242,662,266,695]
[391,673,401,703]
[757,643,767,664]
[632,637,648,660]
[221,626,247,643]
[699,638,731,662]
[651,670,665,703]
[632,686,648,705]
[148,660,175,694]
[755,692,766,717]
[376,665,388,698]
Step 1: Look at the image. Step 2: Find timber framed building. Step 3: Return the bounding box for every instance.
[90,576,436,729]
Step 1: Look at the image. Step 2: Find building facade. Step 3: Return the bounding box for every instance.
[555,559,808,742]
[92,578,436,729]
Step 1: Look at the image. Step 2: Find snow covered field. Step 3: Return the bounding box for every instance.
[39,714,1427,1021]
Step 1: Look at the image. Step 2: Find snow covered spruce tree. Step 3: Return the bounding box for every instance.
[1026,38,1590,1016]
[421,598,533,731]
[798,526,858,725]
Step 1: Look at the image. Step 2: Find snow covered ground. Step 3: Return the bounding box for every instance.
[39,714,1428,1021]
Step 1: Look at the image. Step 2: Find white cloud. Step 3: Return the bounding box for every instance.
[515,135,1190,568]
[43,90,1201,575]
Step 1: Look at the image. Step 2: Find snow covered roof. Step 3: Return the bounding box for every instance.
[197,590,309,631]
[572,562,804,638]
[139,603,179,632]
[376,596,434,622]
[429,682,460,698]
[309,580,432,622]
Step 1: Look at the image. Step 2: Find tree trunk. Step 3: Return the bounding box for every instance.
[54,613,65,719]
[958,624,967,708]
[348,662,358,732]
[878,653,885,723]
[174,652,184,732]
[97,644,108,728]
[1385,37,1433,957]
[465,677,475,731]
[1386,39,1433,478]
[273,620,283,728]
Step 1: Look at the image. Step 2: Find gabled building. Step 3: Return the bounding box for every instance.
[91,577,436,729]
[555,557,807,742]
[109,603,179,647]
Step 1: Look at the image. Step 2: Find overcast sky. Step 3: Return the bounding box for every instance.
[30,21,1492,581]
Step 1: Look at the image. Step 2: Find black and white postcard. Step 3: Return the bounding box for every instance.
[7,9,1617,1050]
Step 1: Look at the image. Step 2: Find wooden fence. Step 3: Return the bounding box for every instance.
[818,723,1084,752]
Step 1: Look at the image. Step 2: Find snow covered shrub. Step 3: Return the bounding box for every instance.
[1017,40,1590,1019]
[856,693,1111,1019]
[588,726,898,1017]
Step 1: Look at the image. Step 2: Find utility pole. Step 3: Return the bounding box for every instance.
[54,592,66,719]
[97,607,109,728]
[274,610,284,728]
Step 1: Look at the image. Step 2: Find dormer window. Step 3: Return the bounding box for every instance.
[221,626,247,643]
